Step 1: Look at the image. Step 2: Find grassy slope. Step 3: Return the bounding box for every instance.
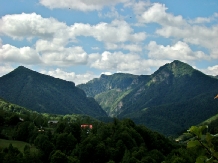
[0,139,38,153]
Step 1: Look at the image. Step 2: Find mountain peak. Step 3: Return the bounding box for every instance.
[148,60,195,85]
[0,66,107,117]
[154,60,194,77]
[13,66,35,74]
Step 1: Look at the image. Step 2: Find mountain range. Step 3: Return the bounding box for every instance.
[1,60,218,136]
[78,60,218,135]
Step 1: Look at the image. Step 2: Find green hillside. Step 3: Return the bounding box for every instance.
[0,96,192,163]
[78,73,149,116]
[118,61,218,135]
[0,66,107,117]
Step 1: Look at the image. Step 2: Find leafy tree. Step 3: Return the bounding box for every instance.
[13,121,36,141]
[2,144,23,163]
[7,114,20,126]
[187,125,218,162]
[34,134,55,162]
[0,114,4,125]
[50,150,68,163]
[55,122,66,133]
[55,133,77,154]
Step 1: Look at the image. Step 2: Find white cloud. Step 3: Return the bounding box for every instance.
[138,3,218,59]
[105,43,143,52]
[0,13,145,48]
[156,25,218,49]
[140,3,186,26]
[190,17,212,24]
[0,44,42,64]
[207,65,218,76]
[210,48,218,59]
[147,41,209,61]
[189,13,218,24]
[0,38,2,47]
[40,68,97,85]
[130,0,151,15]
[98,7,122,19]
[0,64,14,77]
[40,46,88,66]
[72,20,146,43]
[35,39,89,67]
[0,13,147,67]
[101,72,113,75]
[0,13,69,41]
[39,0,130,11]
[201,65,218,76]
[89,51,169,74]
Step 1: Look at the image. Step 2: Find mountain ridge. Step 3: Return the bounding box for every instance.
[1,60,218,135]
[0,66,107,117]
[78,60,218,135]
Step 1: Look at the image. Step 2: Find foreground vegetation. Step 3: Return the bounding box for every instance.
[1,97,218,163]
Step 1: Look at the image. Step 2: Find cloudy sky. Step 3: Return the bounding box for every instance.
[0,0,218,85]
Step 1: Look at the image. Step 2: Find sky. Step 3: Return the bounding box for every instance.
[0,0,218,85]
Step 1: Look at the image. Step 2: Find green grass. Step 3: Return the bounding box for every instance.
[0,139,38,153]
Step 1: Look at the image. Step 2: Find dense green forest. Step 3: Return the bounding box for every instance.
[1,98,218,163]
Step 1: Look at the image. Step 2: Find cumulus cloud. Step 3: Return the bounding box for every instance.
[189,13,218,24]
[190,17,212,24]
[140,3,186,26]
[40,68,97,85]
[40,46,88,66]
[0,13,69,41]
[0,64,14,77]
[210,48,218,59]
[128,0,151,15]
[0,13,145,47]
[98,7,122,19]
[89,51,169,74]
[105,43,143,52]
[0,13,147,67]
[0,44,42,64]
[39,0,130,11]
[201,65,218,76]
[147,41,209,61]
[156,25,218,50]
[138,3,218,59]
[72,20,146,43]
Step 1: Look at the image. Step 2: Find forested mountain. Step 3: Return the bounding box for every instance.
[0,66,107,117]
[78,60,218,135]
[1,61,218,136]
[78,73,149,116]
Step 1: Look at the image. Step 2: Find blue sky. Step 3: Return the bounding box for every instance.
[0,0,218,85]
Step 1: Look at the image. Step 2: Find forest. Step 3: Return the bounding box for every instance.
[1,98,218,163]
